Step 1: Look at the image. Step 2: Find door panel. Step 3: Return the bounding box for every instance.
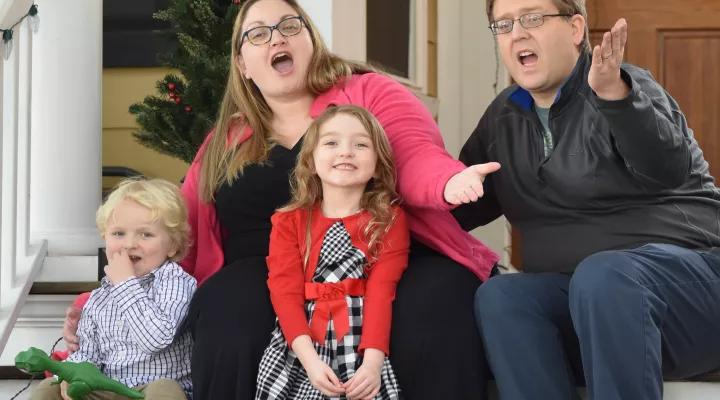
[660,31,720,180]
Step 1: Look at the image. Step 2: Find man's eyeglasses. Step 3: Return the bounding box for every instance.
[240,16,305,48]
[489,13,572,35]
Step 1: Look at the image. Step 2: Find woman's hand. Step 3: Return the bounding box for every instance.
[63,307,82,353]
[344,348,384,399]
[305,358,346,397]
[60,380,72,400]
[444,162,501,204]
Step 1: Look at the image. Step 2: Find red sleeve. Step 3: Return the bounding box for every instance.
[178,148,204,277]
[359,208,410,355]
[362,73,466,210]
[72,292,92,308]
[266,211,312,345]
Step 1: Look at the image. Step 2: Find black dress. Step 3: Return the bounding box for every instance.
[187,138,489,400]
[187,140,303,400]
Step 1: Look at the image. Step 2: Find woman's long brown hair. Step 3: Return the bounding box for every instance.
[198,0,377,203]
[279,105,401,268]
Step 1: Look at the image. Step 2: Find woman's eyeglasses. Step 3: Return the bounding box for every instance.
[240,16,305,48]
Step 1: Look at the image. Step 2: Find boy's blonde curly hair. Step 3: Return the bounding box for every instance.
[96,178,191,262]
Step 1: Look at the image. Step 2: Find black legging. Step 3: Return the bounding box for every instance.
[186,242,488,400]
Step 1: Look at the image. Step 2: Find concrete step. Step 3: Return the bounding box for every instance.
[2,378,719,399]
[0,379,39,400]
[487,381,720,399]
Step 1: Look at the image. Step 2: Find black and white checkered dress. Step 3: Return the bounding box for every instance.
[256,221,402,400]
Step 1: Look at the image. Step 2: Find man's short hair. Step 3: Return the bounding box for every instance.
[486,0,592,53]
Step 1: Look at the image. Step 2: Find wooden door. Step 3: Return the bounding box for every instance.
[510,0,720,270]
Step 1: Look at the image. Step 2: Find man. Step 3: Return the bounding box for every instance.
[452,0,720,399]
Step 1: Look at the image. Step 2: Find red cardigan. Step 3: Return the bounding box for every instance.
[266,206,410,356]
[179,73,500,286]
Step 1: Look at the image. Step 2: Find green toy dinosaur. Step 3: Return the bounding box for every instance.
[15,347,144,399]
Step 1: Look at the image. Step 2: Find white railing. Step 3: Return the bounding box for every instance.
[0,2,46,353]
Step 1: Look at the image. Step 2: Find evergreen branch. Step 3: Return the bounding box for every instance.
[177,32,210,60]
[129,0,240,163]
[189,0,220,40]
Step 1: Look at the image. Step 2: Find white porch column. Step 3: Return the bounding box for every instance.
[29,0,103,255]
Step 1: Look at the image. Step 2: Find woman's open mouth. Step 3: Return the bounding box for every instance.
[272,52,294,74]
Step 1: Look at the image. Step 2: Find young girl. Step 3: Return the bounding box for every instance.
[256,105,409,400]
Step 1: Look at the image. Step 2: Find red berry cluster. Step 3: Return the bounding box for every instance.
[167,83,192,113]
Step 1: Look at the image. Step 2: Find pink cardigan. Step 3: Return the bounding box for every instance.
[180,73,499,285]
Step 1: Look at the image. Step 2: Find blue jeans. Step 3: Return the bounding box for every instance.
[475,243,720,400]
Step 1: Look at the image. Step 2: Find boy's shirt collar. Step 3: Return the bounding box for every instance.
[100,260,169,289]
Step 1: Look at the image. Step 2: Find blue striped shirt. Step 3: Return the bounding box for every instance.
[66,261,196,397]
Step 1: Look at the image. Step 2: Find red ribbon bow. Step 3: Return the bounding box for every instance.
[305,279,366,344]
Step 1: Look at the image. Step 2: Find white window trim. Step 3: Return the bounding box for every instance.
[406,0,429,94]
[332,0,429,96]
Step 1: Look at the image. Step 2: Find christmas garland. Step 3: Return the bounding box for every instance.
[0,3,39,60]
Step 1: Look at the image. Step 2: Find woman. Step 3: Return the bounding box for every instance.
[65,0,500,398]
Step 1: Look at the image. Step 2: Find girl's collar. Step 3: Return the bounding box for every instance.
[311,202,365,222]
